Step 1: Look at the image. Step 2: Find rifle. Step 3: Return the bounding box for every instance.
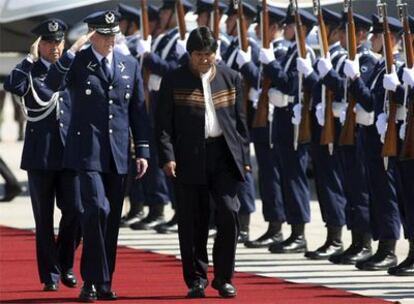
[176,0,187,40]
[234,0,250,116]
[397,0,414,160]
[339,0,357,146]
[252,0,271,129]
[140,0,150,111]
[313,0,335,155]
[212,0,220,40]
[292,0,311,148]
[377,0,398,165]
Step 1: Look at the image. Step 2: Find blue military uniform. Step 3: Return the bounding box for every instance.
[321,12,378,265]
[4,19,82,290]
[347,15,403,271]
[262,8,317,254]
[45,11,150,298]
[239,5,289,248]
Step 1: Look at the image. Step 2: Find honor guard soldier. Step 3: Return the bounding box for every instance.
[116,3,142,57]
[343,14,403,271]
[156,26,250,299]
[222,1,258,243]
[296,8,348,260]
[4,19,82,291]
[317,12,377,265]
[240,5,289,249]
[133,0,193,233]
[45,11,150,301]
[259,7,316,254]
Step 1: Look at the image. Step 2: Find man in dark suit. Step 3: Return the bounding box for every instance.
[45,10,150,302]
[4,19,81,291]
[156,27,250,299]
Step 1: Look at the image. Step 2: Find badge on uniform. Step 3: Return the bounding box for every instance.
[87,61,97,72]
[118,62,125,72]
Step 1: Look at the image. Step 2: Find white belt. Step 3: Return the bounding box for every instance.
[355,103,374,126]
[268,88,294,108]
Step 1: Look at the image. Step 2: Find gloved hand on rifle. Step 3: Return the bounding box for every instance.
[236,47,251,68]
[215,40,222,63]
[315,102,325,126]
[137,35,152,56]
[176,34,189,59]
[344,57,360,80]
[291,103,302,125]
[259,46,275,65]
[403,67,414,88]
[317,53,333,78]
[383,65,401,92]
[376,112,388,143]
[296,55,313,78]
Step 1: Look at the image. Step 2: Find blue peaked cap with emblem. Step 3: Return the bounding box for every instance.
[339,12,372,31]
[84,10,121,35]
[371,14,403,34]
[195,0,227,15]
[322,8,342,27]
[226,1,257,19]
[160,0,193,13]
[284,8,317,29]
[255,4,286,25]
[118,4,140,23]
[31,19,67,41]
[148,5,160,21]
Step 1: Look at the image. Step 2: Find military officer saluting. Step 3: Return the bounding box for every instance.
[45,10,150,301]
[4,19,82,291]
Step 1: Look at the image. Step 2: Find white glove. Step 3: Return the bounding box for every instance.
[296,55,313,77]
[291,103,303,125]
[317,55,333,78]
[315,102,325,126]
[376,112,388,142]
[383,65,401,92]
[400,122,406,140]
[344,58,360,80]
[215,40,222,62]
[236,47,252,68]
[403,67,414,87]
[175,36,188,58]
[339,104,348,125]
[136,35,152,56]
[259,46,275,65]
[332,102,347,118]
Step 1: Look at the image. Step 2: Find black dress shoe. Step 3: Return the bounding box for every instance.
[329,245,372,265]
[212,279,237,298]
[43,283,58,291]
[79,284,97,302]
[269,235,307,253]
[186,283,206,298]
[130,215,165,230]
[120,211,145,227]
[388,255,414,276]
[305,241,343,260]
[356,251,397,271]
[238,230,249,244]
[245,231,283,248]
[61,271,77,288]
[155,215,178,234]
[97,290,118,301]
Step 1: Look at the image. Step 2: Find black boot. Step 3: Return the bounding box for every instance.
[356,239,397,271]
[329,231,372,265]
[245,221,283,248]
[305,225,343,260]
[130,203,165,230]
[155,213,178,234]
[269,224,307,253]
[388,239,414,276]
[238,214,250,244]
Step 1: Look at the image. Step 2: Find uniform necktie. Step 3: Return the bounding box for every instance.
[101,57,111,81]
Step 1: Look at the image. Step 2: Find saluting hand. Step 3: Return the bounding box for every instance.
[163,161,176,178]
[136,158,148,179]
[69,31,95,53]
[28,37,41,62]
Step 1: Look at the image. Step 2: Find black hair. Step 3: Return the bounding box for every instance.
[186,26,218,54]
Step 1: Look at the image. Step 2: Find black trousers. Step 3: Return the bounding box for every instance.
[175,137,241,288]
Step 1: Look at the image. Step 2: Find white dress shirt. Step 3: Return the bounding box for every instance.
[201,68,223,138]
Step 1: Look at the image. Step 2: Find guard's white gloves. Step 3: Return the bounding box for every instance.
[400,122,406,140]
[292,103,303,125]
[259,46,275,65]
[317,54,333,78]
[344,58,360,80]
[175,35,188,58]
[383,65,401,92]
[403,67,414,87]
[296,55,313,77]
[136,35,152,56]
[376,112,388,142]
[215,40,222,62]
[236,47,252,68]
[315,102,325,126]
[339,104,348,125]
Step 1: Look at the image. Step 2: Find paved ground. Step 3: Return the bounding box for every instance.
[0,94,413,303]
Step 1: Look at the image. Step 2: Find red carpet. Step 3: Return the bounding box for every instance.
[0,226,392,304]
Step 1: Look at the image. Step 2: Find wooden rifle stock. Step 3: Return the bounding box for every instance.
[398,0,414,160]
[212,0,220,40]
[378,1,398,158]
[294,0,311,144]
[314,0,335,149]
[339,0,357,146]
[252,0,270,128]
[140,0,150,111]
[176,0,187,40]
